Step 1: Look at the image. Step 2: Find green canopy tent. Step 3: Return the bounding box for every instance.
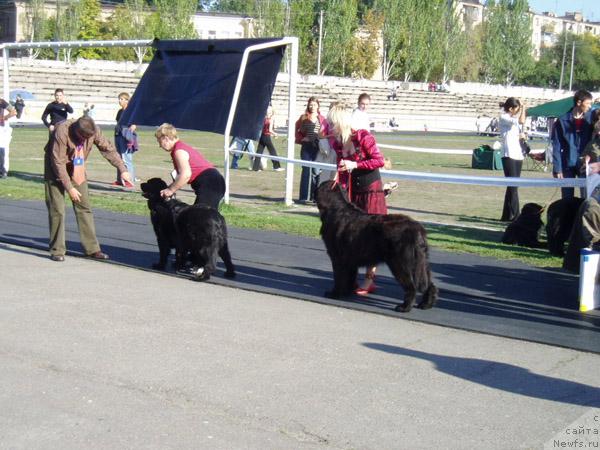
[526,97,574,117]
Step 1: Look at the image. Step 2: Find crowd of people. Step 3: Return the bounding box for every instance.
[4,82,600,286]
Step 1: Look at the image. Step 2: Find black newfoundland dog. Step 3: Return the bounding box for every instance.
[501,203,544,248]
[315,181,438,313]
[546,197,584,256]
[141,178,235,280]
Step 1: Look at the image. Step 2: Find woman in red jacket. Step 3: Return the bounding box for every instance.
[327,102,387,296]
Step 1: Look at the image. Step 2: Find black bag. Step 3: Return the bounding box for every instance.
[520,138,531,156]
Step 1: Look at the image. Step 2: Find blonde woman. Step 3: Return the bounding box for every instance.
[327,103,387,296]
[155,123,225,209]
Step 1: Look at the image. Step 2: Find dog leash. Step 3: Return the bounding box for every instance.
[331,169,352,201]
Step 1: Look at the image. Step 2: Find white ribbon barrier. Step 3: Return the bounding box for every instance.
[229,149,586,189]
[379,144,474,155]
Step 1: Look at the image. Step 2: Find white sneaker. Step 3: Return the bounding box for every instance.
[274,167,285,172]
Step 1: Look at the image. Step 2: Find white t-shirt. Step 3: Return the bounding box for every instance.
[499,112,523,161]
[351,108,370,131]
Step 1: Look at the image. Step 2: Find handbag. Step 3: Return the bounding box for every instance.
[519,137,531,156]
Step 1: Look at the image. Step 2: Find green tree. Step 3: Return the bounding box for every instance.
[149,0,198,40]
[345,9,382,79]
[105,0,153,63]
[482,0,534,85]
[453,24,484,82]
[54,0,82,63]
[77,0,103,59]
[289,0,317,74]
[318,0,359,76]
[20,0,48,59]
[373,0,406,80]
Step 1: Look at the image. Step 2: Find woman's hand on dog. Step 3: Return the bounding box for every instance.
[160,187,175,199]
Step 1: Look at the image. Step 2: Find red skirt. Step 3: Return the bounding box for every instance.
[351,179,387,215]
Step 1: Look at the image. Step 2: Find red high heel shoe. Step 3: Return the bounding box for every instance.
[355,283,377,296]
[355,274,376,296]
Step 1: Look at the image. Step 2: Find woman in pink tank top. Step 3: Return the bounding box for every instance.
[155,123,225,209]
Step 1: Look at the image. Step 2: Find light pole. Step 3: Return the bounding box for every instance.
[568,38,576,91]
[317,9,323,76]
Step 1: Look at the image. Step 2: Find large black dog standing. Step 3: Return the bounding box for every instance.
[316,181,438,313]
[141,178,235,280]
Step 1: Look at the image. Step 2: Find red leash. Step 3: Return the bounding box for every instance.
[331,169,352,201]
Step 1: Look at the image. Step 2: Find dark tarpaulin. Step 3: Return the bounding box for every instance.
[119,39,286,140]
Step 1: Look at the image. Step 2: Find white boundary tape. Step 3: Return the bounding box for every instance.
[229,149,585,189]
[378,143,473,155]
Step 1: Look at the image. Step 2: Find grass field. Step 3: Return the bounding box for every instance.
[2,125,564,267]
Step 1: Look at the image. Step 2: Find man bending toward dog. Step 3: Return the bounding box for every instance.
[44,116,132,261]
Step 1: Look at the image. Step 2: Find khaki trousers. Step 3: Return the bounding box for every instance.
[563,197,600,273]
[44,179,100,256]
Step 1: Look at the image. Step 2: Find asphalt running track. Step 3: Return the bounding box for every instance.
[1,197,599,354]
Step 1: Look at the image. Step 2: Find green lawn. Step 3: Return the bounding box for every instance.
[3,126,563,267]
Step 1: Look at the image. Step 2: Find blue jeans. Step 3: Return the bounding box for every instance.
[299,141,319,201]
[561,166,585,199]
[230,138,255,169]
[117,151,135,183]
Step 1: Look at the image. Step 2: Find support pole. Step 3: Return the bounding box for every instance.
[284,38,299,206]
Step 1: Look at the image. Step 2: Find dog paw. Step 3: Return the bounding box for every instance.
[190,266,211,281]
[394,303,413,313]
[224,270,236,279]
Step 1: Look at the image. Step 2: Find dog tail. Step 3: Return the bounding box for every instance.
[414,234,438,309]
[414,233,433,293]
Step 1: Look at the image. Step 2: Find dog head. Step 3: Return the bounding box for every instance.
[515,202,544,229]
[141,178,168,201]
[316,180,349,210]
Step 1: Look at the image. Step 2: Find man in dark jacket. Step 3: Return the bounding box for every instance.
[552,89,594,199]
[41,88,73,134]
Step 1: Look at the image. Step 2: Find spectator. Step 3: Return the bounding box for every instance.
[351,93,371,131]
[564,110,600,272]
[44,116,131,262]
[389,117,399,128]
[582,109,600,163]
[155,123,225,209]
[83,103,96,120]
[552,89,594,199]
[41,88,73,135]
[386,86,398,101]
[252,106,284,172]
[229,137,255,170]
[294,96,327,204]
[13,94,25,119]
[328,102,387,296]
[498,97,526,222]
[0,98,16,179]
[112,93,137,188]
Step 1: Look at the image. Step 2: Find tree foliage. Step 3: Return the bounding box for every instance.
[148,0,198,40]
[482,0,534,85]
[104,0,153,63]
[16,0,599,88]
[20,0,48,59]
[77,0,103,59]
